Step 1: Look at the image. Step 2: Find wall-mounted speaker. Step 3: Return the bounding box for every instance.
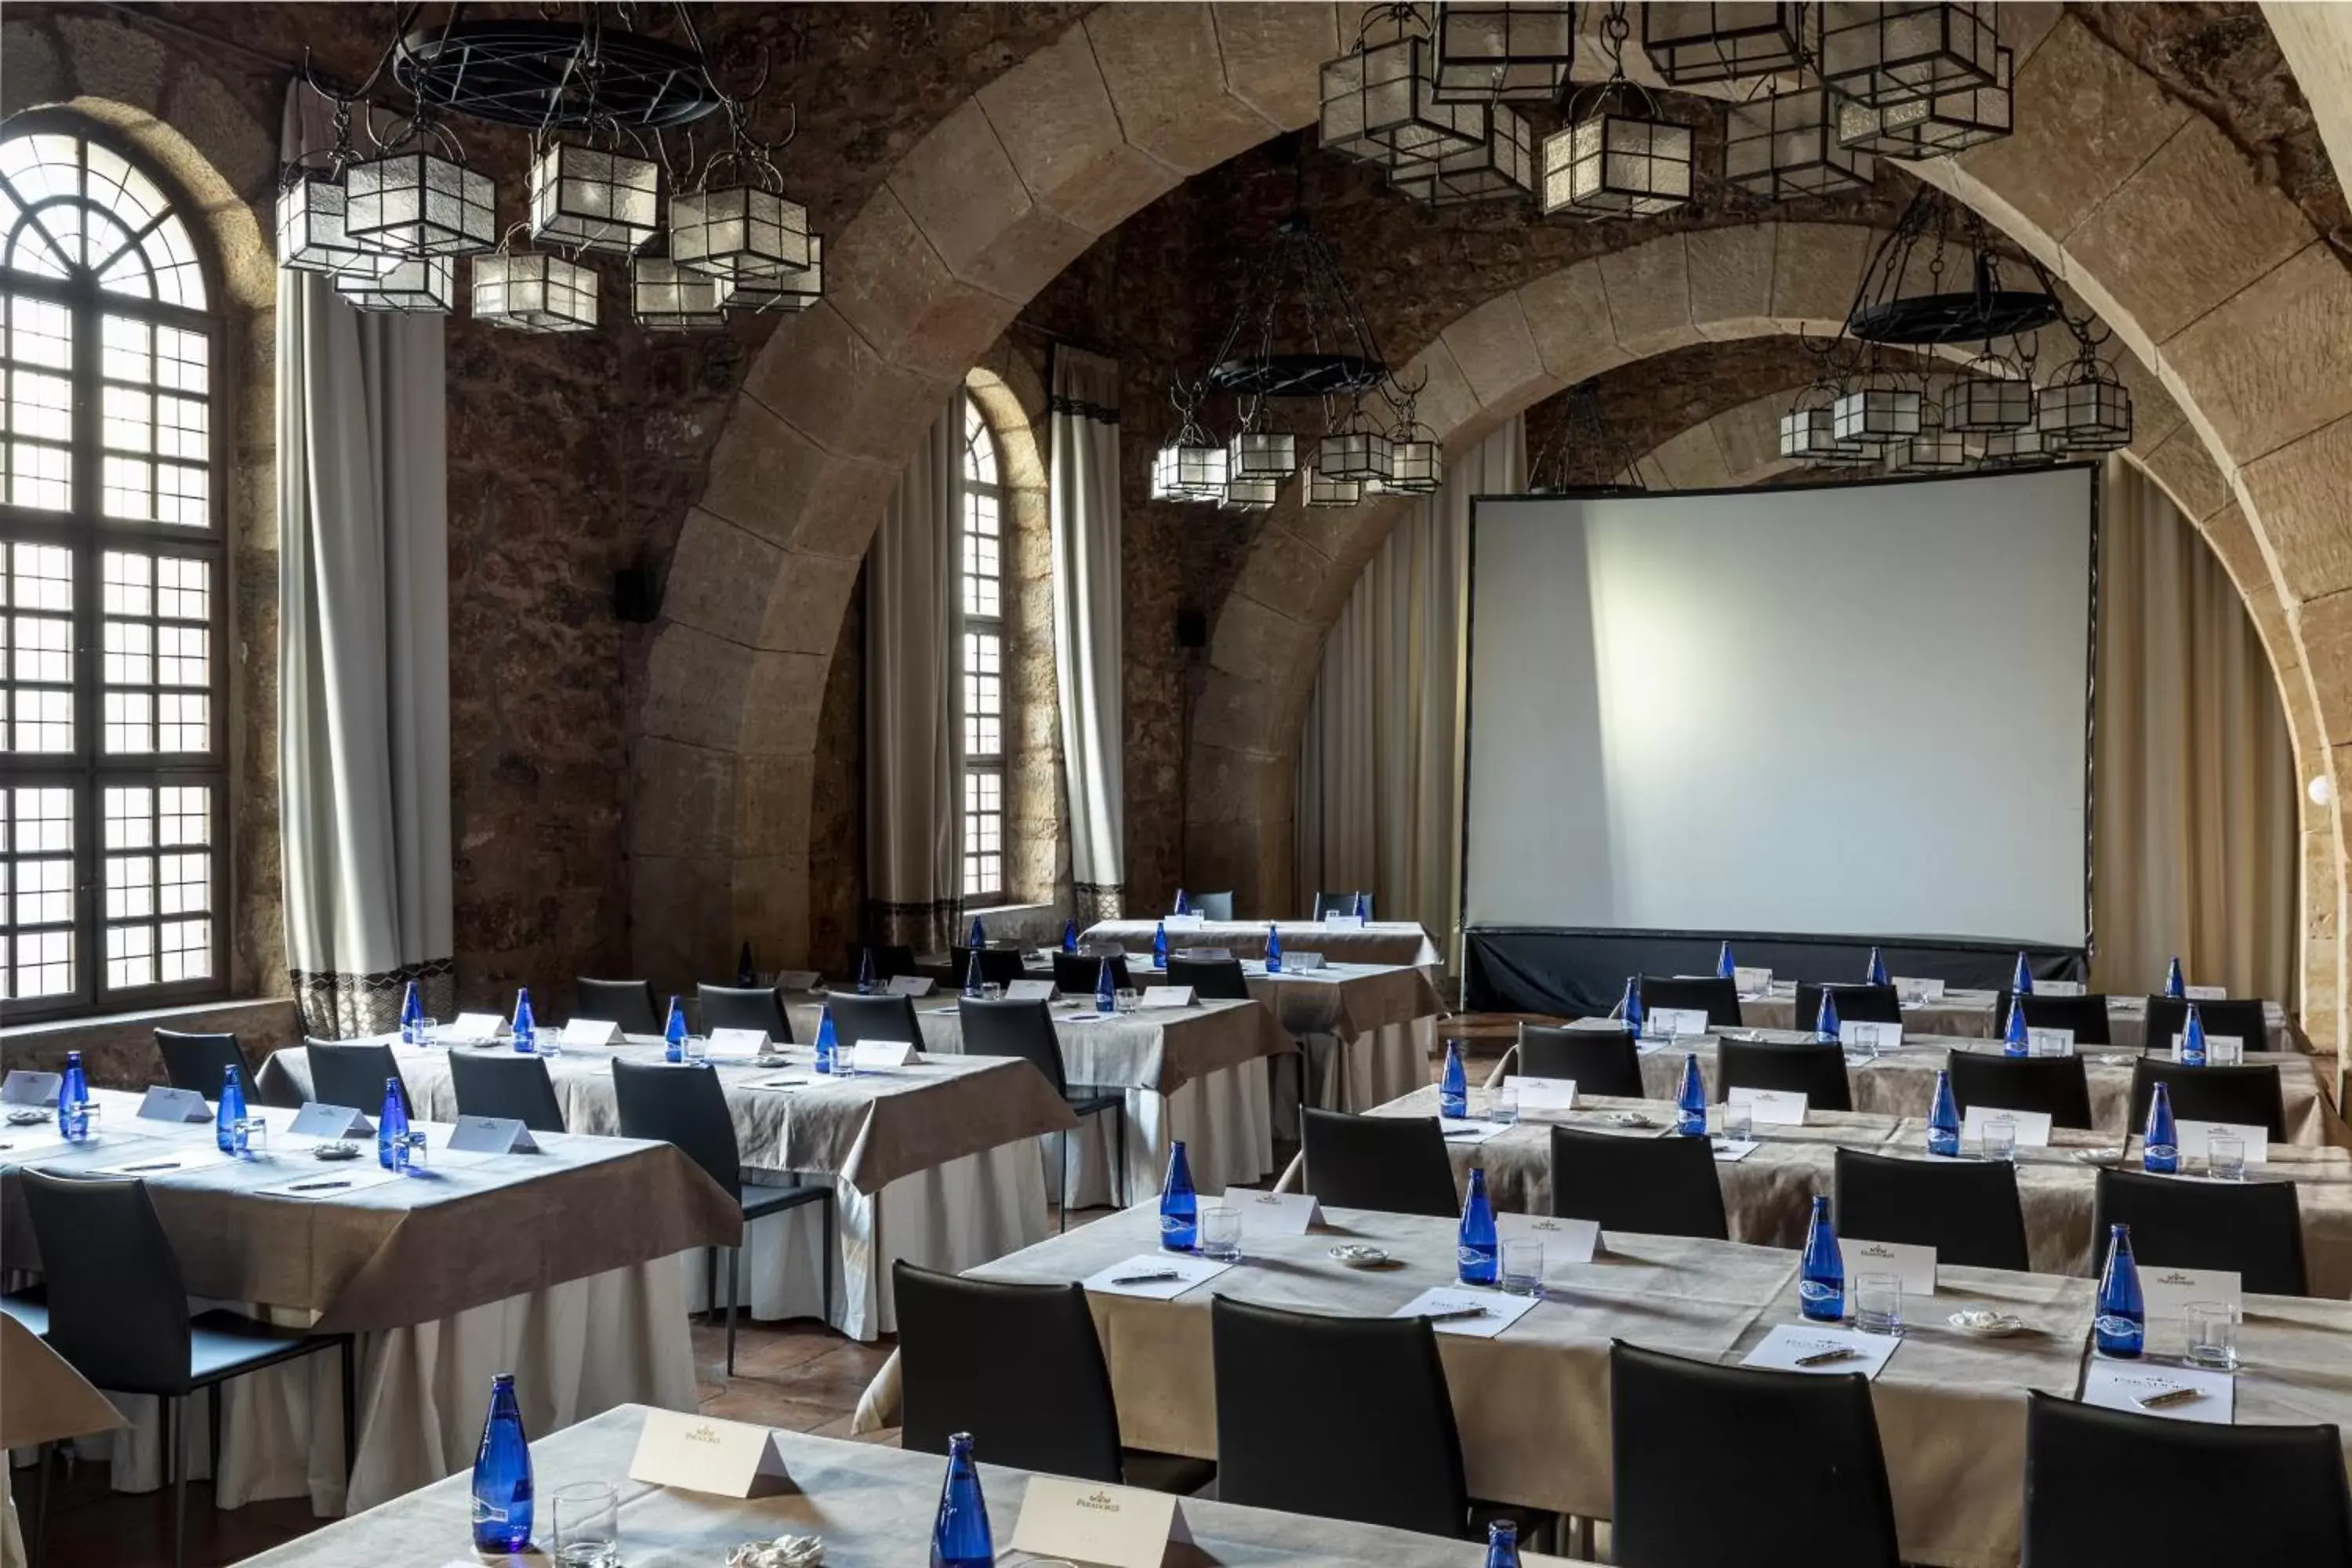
[614,567,659,623]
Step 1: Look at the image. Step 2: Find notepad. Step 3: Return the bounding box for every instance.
[1082,1253,1232,1300]
[1439,1118,1513,1144]
[253,1168,407,1200]
[1388,1287,1539,1338]
[2082,1359,2233,1423]
[93,1147,234,1178]
[1740,1323,1898,1380]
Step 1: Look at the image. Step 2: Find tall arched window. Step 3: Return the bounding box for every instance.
[1,126,224,1017]
[960,397,1007,905]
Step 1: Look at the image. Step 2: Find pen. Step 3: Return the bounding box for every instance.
[1424,1305,1491,1323]
[1795,1347,1863,1367]
[2136,1386,2205,1410]
[1109,1270,1182,1286]
[289,1179,353,1192]
[118,1160,180,1173]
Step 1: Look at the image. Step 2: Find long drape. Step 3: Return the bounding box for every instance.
[2092,455,2298,1003]
[865,389,967,953]
[278,88,455,1037]
[1049,347,1125,922]
[1296,419,1525,959]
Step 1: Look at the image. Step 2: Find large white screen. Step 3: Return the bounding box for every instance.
[1464,467,2093,946]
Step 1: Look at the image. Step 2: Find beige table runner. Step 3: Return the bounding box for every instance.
[1084,918,1444,969]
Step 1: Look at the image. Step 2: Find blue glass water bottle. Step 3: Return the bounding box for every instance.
[1927,1068,1961,1158]
[2142,1080,2179,1174]
[1457,1167,1498,1286]
[2011,950,2033,997]
[1677,1051,1708,1137]
[2164,955,2185,1000]
[664,995,688,1063]
[857,946,877,995]
[400,978,426,1045]
[1484,1519,1522,1568]
[216,1062,247,1155]
[1439,1039,1468,1118]
[378,1076,410,1171]
[1160,1140,1197,1250]
[962,949,985,999]
[2180,1002,2209,1067]
[55,1051,89,1142]
[931,1432,994,1568]
[1620,975,1644,1037]
[1353,890,1370,920]
[967,914,985,951]
[1716,940,1735,980]
[813,1007,838,1074]
[510,987,535,1054]
[1865,946,1889,986]
[470,1372,534,1553]
[1798,1194,1844,1322]
[1152,919,1169,971]
[1061,917,1078,954]
[1816,987,1842,1044]
[2003,995,2031,1058]
[2094,1223,2145,1359]
[1095,956,1116,1014]
[737,940,757,987]
[1173,887,1189,916]
[1265,922,1283,973]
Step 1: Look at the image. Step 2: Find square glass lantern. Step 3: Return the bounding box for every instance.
[630,259,732,331]
[343,151,498,257]
[670,184,812,280]
[471,252,599,333]
[1726,83,1874,198]
[1151,440,1229,501]
[1228,430,1298,481]
[1390,104,1536,205]
[1641,3,1808,85]
[1432,3,1577,103]
[334,254,455,313]
[1838,45,2011,154]
[727,234,822,313]
[1779,405,1841,459]
[1220,476,1282,511]
[528,143,661,255]
[1831,386,1921,444]
[1887,428,1971,470]
[1977,426,2049,467]
[1305,469,1364,508]
[1320,35,1487,168]
[1318,428,1395,482]
[1820,2,1999,109]
[1385,435,1443,493]
[2036,368,2132,452]
[1942,371,2032,432]
[1541,109,1693,217]
[277,171,378,274]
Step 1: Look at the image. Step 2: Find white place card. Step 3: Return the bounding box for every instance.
[439,1012,504,1044]
[252,1168,407,1200]
[1711,1138,1760,1163]
[2025,1026,2076,1056]
[1163,913,1207,930]
[1733,965,1773,996]
[2183,985,2229,1002]
[2168,1033,2246,1062]
[1225,1187,1322,1236]
[1439,1118,1513,1145]
[1190,947,1234,962]
[2034,979,2086,998]
[1962,1105,2053,1149]
[1082,1253,1232,1301]
[1838,1237,1937,1297]
[1322,913,1366,931]
[559,1018,622,1047]
[850,1040,918,1071]
[704,1027,770,1060]
[446,1115,539,1155]
[1496,1210,1599,1265]
[1138,986,1194,1010]
[2174,1119,2268,1167]
[1010,1475,1194,1568]
[628,1409,795,1497]
[1727,1086,1808,1125]
[1005,978,1057,1001]
[1893,975,1946,1002]
[290,1102,374,1138]
[2082,1359,2234,1424]
[1840,1020,1903,1052]
[774,970,822,993]
[1283,951,1328,972]
[1,1071,60,1106]
[1647,1007,1712,1039]
[1504,1075,1577,1116]
[1740,1323,1898,1380]
[136,1086,212,1123]
[2140,1263,2241,1322]
[1389,1287,1540,1338]
[885,975,935,997]
[94,1147,233,1178]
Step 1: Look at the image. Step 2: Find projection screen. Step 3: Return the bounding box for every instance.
[1462,466,2096,949]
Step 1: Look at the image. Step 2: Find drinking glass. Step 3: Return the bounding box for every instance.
[1500,1238,1545,1298]
[551,1481,620,1568]
[2207,1134,2248,1182]
[2184,1301,2239,1371]
[1721,1103,1754,1144]
[1981,1116,2018,1163]
[1115,988,1142,1014]
[397,1130,429,1172]
[1853,1272,1904,1336]
[1489,1083,1519,1126]
[2209,1036,2245,1068]
[1197,1205,1241,1262]
[234,1117,269,1158]
[980,982,1004,1002]
[684,1033,709,1065]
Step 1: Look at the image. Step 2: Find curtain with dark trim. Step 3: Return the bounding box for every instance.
[1048,347,1125,922]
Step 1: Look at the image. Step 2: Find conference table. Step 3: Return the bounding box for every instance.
[1508,1021,2350,1149]
[1733,982,2302,1053]
[233,1402,1598,1568]
[259,1032,1073,1341]
[0,1088,735,1515]
[949,1201,2352,1568]
[1082,916,1446,971]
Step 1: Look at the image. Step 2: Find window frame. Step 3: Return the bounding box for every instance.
[2,116,230,1022]
[958,395,1008,908]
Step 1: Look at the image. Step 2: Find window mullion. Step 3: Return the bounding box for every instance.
[71,285,103,1009]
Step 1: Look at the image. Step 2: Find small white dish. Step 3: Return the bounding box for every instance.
[2071,1146,2125,1167]
[1947,1308,2027,1338]
[1327,1243,1393,1269]
[2096,1053,2132,1067]
[1606,1111,1657,1128]
[310,1141,361,1161]
[5,1109,49,1126]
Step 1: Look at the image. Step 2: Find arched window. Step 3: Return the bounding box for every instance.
[1,126,224,1016]
[959,397,1007,904]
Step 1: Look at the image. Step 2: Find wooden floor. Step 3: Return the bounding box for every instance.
[24,1018,1528,1566]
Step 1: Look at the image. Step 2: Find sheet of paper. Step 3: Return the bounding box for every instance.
[885,975,935,997]
[627,1409,796,1497]
[1224,1188,1320,1236]
[251,1167,408,1200]
[1504,1075,1576,1116]
[1740,1323,1899,1380]
[1082,1253,1232,1301]
[2140,1264,2241,1321]
[93,1146,234,1178]
[1728,1086,1808,1125]
[1838,1236,1937,1297]
[2183,985,2229,1002]
[1711,1138,1760,1163]
[1439,1118,1513,1144]
[2034,979,2086,998]
[289,1102,374,1138]
[559,1018,622,1047]
[438,1012,504,1044]
[1138,986,1193,1010]
[851,1040,917,1070]
[1005,978,1056,1001]
[1496,1210,1599,1265]
[445,1115,539,1155]
[1388,1287,1541,1338]
[1962,1104,2053,1148]
[136,1086,212,1123]
[2173,1120,2269,1167]
[2024,1026,2075,1055]
[2082,1359,2234,1424]
[705,1027,769,1060]
[1839,1020,1903,1052]
[1009,1476,1192,1568]
[1,1072,60,1106]
[1893,975,1945,1002]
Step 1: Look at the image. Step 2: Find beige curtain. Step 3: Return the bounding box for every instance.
[2092,454,2297,1003]
[1296,419,1525,956]
[1048,347,1125,922]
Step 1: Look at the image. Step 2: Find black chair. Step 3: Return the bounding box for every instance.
[1515,1024,1646,1099]
[2021,1390,2352,1566]
[1791,982,1903,1029]
[948,945,1029,989]
[303,1040,408,1116]
[2013,992,2111,1047]
[1611,1341,1900,1568]
[612,1060,832,1373]
[573,977,661,1035]
[894,1262,1213,1493]
[1191,891,1236,921]
[1052,950,1132,994]
[153,1030,249,1099]
[21,1171,354,1568]
[2126,1058,2285,1143]
[958,997,1124,1227]
[1945,1051,2095,1131]
[1312,891,1374,920]
[1718,1038,1853,1112]
[847,942,918,982]
[1832,1147,2030,1272]
[2143,996,2270,1059]
[696,982,793,1042]
[1165,954,1250,1000]
[1640,975,1743,1029]
[1300,1109,1459,1218]
[2092,1167,2307,1295]
[825,991,927,1054]
[446,1051,567,1134]
[1549,1126,1729,1240]
[1211,1296,1468,1538]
